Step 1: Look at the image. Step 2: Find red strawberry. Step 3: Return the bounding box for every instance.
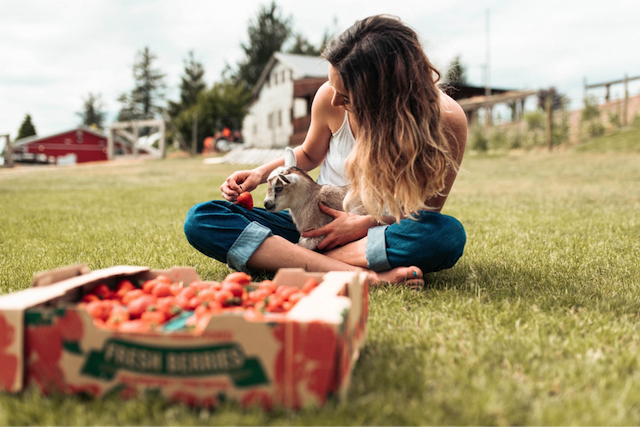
[237,192,253,210]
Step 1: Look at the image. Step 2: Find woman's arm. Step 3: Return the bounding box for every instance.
[221,83,337,201]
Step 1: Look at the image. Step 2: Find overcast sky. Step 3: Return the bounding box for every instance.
[1,0,640,138]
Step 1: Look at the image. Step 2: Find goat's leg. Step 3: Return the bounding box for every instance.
[297,236,324,251]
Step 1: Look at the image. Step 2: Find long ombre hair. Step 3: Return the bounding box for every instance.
[323,15,456,221]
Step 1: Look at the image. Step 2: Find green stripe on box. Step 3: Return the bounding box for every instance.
[81,338,268,387]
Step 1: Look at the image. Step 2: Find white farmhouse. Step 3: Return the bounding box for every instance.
[242,52,329,148]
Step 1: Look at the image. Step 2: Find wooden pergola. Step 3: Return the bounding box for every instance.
[107,119,166,160]
[456,90,537,126]
[584,74,640,126]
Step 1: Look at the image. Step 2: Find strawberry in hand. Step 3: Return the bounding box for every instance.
[237,191,254,211]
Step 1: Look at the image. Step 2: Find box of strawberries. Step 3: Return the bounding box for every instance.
[0,265,368,409]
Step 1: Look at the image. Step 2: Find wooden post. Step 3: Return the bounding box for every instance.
[191,112,198,156]
[623,74,629,126]
[159,120,166,159]
[583,77,587,101]
[605,84,610,102]
[546,94,553,151]
[1,134,13,168]
[132,122,139,158]
[107,127,114,160]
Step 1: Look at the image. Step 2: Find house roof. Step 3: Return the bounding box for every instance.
[252,52,329,97]
[13,126,107,147]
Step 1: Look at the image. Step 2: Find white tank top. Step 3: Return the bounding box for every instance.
[317,111,354,186]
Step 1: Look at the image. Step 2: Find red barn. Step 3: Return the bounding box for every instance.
[13,127,120,165]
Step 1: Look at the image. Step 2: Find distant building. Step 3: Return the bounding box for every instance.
[242,52,329,148]
[10,126,152,165]
[12,127,113,165]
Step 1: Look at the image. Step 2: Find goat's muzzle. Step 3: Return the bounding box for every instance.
[264,200,276,211]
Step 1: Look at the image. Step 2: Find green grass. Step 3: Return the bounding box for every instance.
[1,128,639,425]
[575,121,640,153]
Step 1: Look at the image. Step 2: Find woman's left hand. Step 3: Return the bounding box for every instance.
[301,202,374,250]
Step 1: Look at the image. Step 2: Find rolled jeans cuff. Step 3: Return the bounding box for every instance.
[227,221,273,273]
[366,225,391,272]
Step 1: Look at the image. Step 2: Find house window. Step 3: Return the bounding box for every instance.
[278,110,282,127]
[253,125,257,135]
[76,130,83,144]
[268,113,273,129]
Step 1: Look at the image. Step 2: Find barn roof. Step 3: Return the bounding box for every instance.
[13,126,107,147]
[252,52,329,97]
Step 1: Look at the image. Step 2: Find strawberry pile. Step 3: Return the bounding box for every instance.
[79,272,319,333]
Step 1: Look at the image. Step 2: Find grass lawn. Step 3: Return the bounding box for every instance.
[0,129,639,425]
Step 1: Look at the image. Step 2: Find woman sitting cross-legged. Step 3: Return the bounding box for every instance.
[184,15,468,286]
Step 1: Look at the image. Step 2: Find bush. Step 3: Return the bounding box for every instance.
[509,131,523,149]
[587,121,606,137]
[580,96,606,140]
[608,111,621,129]
[470,125,489,152]
[524,110,545,131]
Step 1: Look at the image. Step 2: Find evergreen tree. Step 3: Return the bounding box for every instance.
[288,16,336,57]
[16,114,37,140]
[117,46,167,122]
[232,1,292,89]
[167,51,206,118]
[445,55,468,85]
[76,93,106,129]
[287,33,322,56]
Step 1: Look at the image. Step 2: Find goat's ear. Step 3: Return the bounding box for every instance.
[278,174,290,184]
[284,147,297,168]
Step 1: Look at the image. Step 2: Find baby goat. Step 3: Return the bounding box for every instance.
[263,147,365,251]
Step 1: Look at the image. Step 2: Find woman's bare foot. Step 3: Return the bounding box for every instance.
[367,266,424,287]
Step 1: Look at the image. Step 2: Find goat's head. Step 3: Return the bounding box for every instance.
[264,147,315,212]
[264,147,299,212]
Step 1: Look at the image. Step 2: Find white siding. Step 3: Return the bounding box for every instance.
[243,62,294,148]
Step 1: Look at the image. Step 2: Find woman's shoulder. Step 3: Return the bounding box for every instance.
[439,91,468,160]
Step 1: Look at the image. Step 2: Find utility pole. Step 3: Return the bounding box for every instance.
[485,9,491,98]
[484,9,492,125]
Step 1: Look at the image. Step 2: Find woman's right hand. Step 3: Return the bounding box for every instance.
[220,169,262,202]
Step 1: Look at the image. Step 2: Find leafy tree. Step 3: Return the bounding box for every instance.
[537,87,564,111]
[77,93,106,129]
[445,55,468,85]
[232,1,292,89]
[167,50,206,117]
[117,46,167,122]
[16,114,37,140]
[172,80,252,153]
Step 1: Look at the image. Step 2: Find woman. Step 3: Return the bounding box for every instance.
[184,15,468,286]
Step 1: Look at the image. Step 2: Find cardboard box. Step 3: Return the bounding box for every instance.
[0,265,369,409]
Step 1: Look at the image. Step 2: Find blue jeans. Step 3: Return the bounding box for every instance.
[183,200,466,274]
